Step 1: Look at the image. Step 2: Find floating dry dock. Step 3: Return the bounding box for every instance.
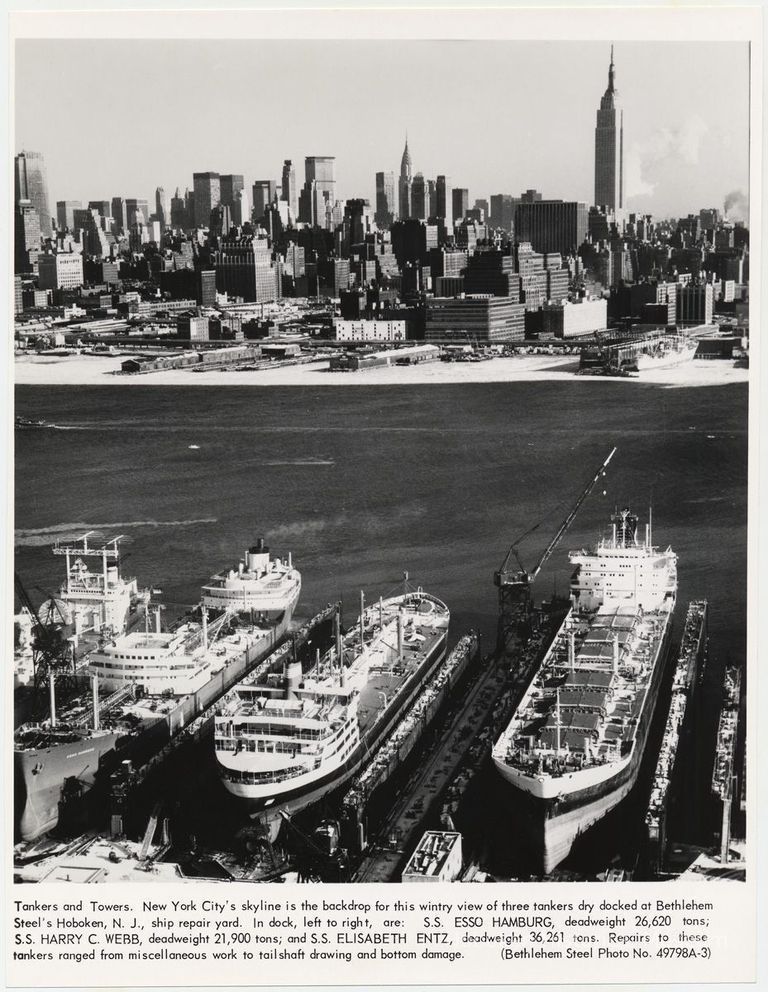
[645,600,707,874]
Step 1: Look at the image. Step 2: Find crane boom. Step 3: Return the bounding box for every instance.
[529,446,617,581]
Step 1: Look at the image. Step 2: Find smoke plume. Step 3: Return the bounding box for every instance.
[723,189,748,222]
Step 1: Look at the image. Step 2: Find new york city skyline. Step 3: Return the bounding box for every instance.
[15,39,750,220]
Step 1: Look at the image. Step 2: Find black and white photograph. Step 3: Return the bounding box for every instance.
[10,20,753,905]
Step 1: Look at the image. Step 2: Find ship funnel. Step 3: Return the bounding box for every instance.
[247,539,270,574]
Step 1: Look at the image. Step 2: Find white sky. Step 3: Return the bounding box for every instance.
[15,39,750,220]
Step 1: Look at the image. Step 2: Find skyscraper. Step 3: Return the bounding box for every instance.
[594,46,623,211]
[193,172,221,228]
[56,201,82,231]
[375,171,396,228]
[155,187,170,226]
[15,200,41,273]
[411,174,427,221]
[299,157,336,228]
[281,160,298,217]
[515,200,588,256]
[435,176,453,228]
[252,181,277,222]
[398,136,412,220]
[15,151,52,235]
[452,188,469,223]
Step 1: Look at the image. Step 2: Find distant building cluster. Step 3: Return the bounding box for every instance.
[14,49,748,354]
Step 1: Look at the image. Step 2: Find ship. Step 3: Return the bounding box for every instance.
[214,587,450,839]
[492,507,677,874]
[14,540,301,843]
[633,334,699,372]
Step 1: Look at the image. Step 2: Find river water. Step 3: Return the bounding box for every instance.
[14,380,748,874]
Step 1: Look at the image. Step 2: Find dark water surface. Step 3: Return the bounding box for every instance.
[15,381,748,874]
[15,381,748,671]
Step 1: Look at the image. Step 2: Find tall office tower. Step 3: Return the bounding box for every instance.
[252,180,277,222]
[170,188,188,229]
[474,198,489,219]
[343,199,373,250]
[520,189,543,203]
[452,188,469,223]
[410,174,427,220]
[427,180,438,219]
[193,172,221,227]
[375,171,396,228]
[398,136,412,220]
[111,197,126,233]
[514,199,589,256]
[298,157,336,228]
[435,176,452,227]
[155,187,170,226]
[15,151,52,235]
[125,199,149,229]
[281,160,298,216]
[88,200,111,218]
[490,194,516,232]
[56,201,82,231]
[594,46,623,211]
[231,189,248,227]
[15,200,41,272]
[220,174,245,207]
[213,233,282,303]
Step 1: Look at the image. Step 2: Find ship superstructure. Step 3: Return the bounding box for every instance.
[492,508,677,873]
[214,589,449,835]
[201,538,301,620]
[15,538,300,843]
[52,533,150,637]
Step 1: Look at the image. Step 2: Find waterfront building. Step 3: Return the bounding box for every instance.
[426,295,526,343]
[542,298,607,338]
[177,313,210,341]
[193,172,221,228]
[15,151,52,235]
[333,318,406,342]
[515,200,588,256]
[594,46,623,211]
[452,188,469,223]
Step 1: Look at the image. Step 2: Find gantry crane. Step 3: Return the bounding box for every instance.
[494,447,617,657]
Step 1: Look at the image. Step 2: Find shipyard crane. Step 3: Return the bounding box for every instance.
[14,572,76,692]
[494,447,617,657]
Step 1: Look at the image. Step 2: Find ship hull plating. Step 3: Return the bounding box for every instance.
[494,612,674,874]
[222,632,449,839]
[15,610,294,842]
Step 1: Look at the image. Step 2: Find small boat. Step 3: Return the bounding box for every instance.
[15,416,56,430]
[188,444,200,450]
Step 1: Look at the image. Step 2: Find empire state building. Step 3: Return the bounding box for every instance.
[594,46,623,211]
